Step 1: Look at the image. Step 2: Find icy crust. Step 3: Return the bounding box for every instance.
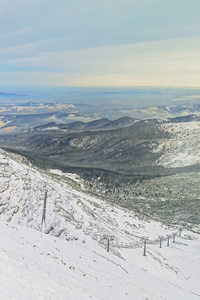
[152,121,200,168]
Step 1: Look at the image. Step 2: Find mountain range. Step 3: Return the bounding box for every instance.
[0,113,199,181]
[33,114,200,133]
[0,102,200,134]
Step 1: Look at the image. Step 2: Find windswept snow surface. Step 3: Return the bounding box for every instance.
[0,149,200,299]
[1,221,200,300]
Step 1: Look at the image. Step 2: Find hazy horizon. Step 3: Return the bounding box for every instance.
[0,86,200,109]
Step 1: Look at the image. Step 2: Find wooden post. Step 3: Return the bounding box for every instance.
[172,233,176,243]
[179,227,183,237]
[107,238,110,252]
[159,236,162,248]
[167,234,170,247]
[41,191,47,233]
[143,239,148,256]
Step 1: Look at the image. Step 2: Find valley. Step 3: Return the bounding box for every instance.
[0,111,199,299]
[0,117,199,230]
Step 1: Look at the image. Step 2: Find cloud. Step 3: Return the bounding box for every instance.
[0,28,33,38]
[172,95,200,104]
[1,35,200,87]
[1,0,200,87]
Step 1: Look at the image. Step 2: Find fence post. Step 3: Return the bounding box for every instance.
[172,233,176,243]
[159,236,163,248]
[167,234,170,247]
[179,227,183,237]
[143,238,148,256]
[41,190,47,233]
[107,238,110,252]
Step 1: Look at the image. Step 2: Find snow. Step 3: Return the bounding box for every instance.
[1,222,200,300]
[0,149,200,299]
[153,121,200,168]
[50,169,82,184]
[40,126,60,131]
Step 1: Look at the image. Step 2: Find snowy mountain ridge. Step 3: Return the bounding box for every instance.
[0,148,200,299]
[154,121,200,168]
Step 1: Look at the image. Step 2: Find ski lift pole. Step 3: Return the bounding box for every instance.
[41,190,47,233]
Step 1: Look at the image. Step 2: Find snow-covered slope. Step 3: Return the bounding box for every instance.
[153,121,200,168]
[1,221,200,300]
[0,149,200,299]
[0,149,175,243]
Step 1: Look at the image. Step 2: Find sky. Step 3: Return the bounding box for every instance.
[0,0,200,88]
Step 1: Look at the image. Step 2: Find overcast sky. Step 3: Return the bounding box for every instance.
[1,0,200,87]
